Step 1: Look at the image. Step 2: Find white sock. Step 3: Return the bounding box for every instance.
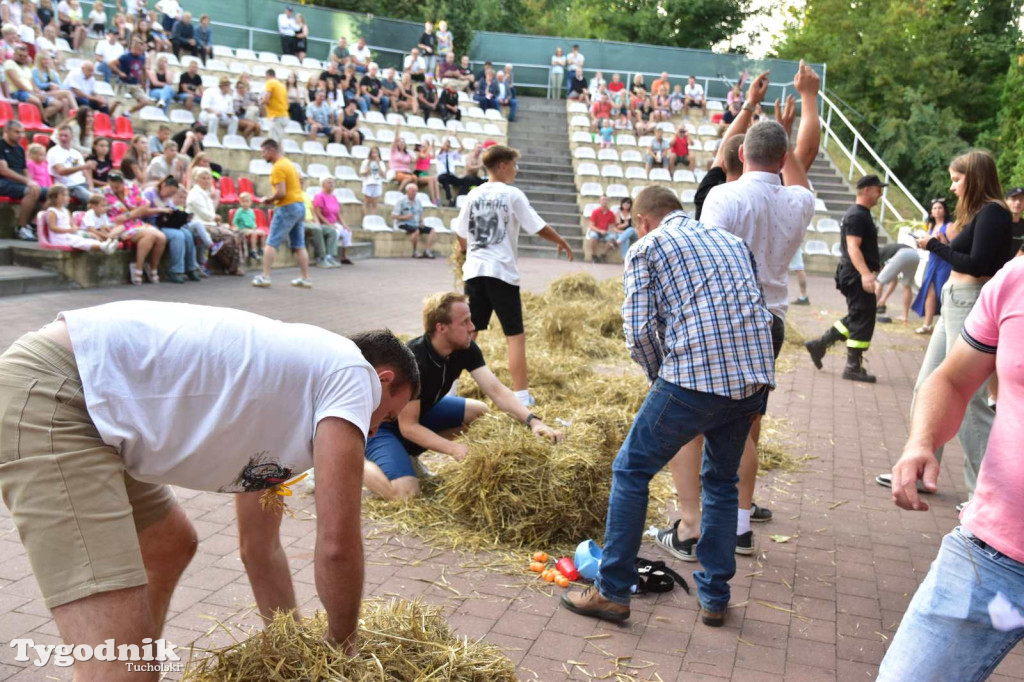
[514,389,532,405]
[737,507,752,536]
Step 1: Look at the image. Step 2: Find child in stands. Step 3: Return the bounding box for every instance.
[88,1,107,37]
[232,192,265,263]
[598,118,614,149]
[26,144,53,189]
[45,186,117,253]
[669,84,685,114]
[80,193,123,247]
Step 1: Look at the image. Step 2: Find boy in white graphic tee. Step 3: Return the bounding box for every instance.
[453,144,574,407]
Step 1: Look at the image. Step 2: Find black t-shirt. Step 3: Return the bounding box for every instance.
[927,202,1014,277]
[178,71,202,94]
[418,32,436,55]
[879,242,908,263]
[359,76,381,97]
[171,129,204,155]
[1011,218,1023,254]
[694,166,726,220]
[319,70,343,88]
[38,7,54,26]
[839,204,880,272]
[569,75,587,95]
[418,83,437,103]
[408,335,486,419]
[0,138,26,177]
[341,110,359,130]
[438,88,459,109]
[86,153,112,184]
[722,108,738,124]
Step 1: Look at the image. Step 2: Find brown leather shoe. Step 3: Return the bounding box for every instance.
[700,607,725,627]
[560,586,630,622]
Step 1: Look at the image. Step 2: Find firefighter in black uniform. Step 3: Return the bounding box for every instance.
[804,175,887,382]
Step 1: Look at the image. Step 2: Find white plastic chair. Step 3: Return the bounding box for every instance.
[484,109,503,121]
[364,111,386,124]
[568,102,587,114]
[464,121,483,134]
[815,198,828,213]
[93,80,115,97]
[350,145,370,160]
[577,162,599,177]
[626,167,648,180]
[139,106,169,122]
[258,52,279,64]
[582,202,600,217]
[427,118,446,131]
[445,119,465,133]
[169,109,195,124]
[817,218,840,233]
[621,150,642,163]
[649,168,672,182]
[334,188,361,204]
[482,123,502,137]
[601,165,624,179]
[674,169,696,184]
[580,182,603,197]
[307,163,331,179]
[423,216,448,233]
[417,192,435,208]
[282,139,302,155]
[362,215,392,232]
[831,242,843,257]
[597,149,619,161]
[326,143,351,158]
[280,55,301,67]
[571,115,590,128]
[235,49,257,61]
[383,190,403,207]
[455,195,467,209]
[708,100,724,112]
[302,57,323,69]
[284,120,304,134]
[804,240,830,255]
[573,131,593,144]
[466,107,485,119]
[303,141,327,156]
[616,134,637,147]
[606,183,629,199]
[213,45,234,58]
[630,185,649,199]
[406,115,427,128]
[698,124,718,137]
[248,159,272,175]
[574,147,596,160]
[223,134,249,150]
[680,189,697,204]
[335,165,360,181]
[205,59,227,72]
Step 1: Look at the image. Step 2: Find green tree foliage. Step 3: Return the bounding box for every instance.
[992,54,1024,187]
[775,0,1021,202]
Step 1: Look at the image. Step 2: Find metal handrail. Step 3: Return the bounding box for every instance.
[818,90,926,227]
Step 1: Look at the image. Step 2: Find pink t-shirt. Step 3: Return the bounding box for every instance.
[27,159,52,188]
[313,191,339,224]
[960,257,1024,562]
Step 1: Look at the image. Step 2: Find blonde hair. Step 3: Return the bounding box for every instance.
[191,166,212,181]
[27,142,45,157]
[422,292,467,335]
[949,150,1006,236]
[239,192,252,203]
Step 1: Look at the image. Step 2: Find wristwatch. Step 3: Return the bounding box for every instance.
[742,103,756,113]
[525,412,540,427]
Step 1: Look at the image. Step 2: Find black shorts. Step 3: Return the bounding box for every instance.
[760,313,786,415]
[465,276,524,337]
[398,223,431,234]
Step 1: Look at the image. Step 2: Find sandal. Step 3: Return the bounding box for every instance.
[129,263,143,285]
[915,324,934,335]
[143,263,159,284]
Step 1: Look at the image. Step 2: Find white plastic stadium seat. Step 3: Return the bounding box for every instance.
[815,198,828,213]
[235,48,257,61]
[334,188,361,205]
[334,165,359,180]
[248,137,265,150]
[303,57,323,69]
[306,163,331,179]
[577,162,599,177]
[157,52,179,67]
[223,134,249,150]
[680,189,697,204]
[571,115,590,128]
[804,240,830,256]
[375,129,395,144]
[483,123,502,136]
[445,119,465,132]
[282,139,301,155]
[597,149,619,161]
[461,138,477,151]
[621,150,642,163]
[568,102,588,114]
[457,91,470,102]
[55,38,72,52]
[461,121,481,134]
[466,107,485,119]
[205,59,227,72]
[417,192,435,208]
[649,168,671,182]
[399,131,419,145]
[384,190,403,207]
[831,242,843,256]
[638,136,653,148]
[350,146,370,160]
[423,216,448,233]
[169,109,195,124]
[285,120,304,134]
[427,118,446,131]
[583,202,600,217]
[616,134,636,146]
[303,141,327,156]
[580,182,603,197]
[484,109,503,121]
[626,167,647,180]
[455,195,467,208]
[139,106,169,122]
[694,169,707,182]
[93,81,115,97]
[280,55,301,67]
[657,122,675,133]
[689,140,703,152]
[704,139,720,153]
[674,169,696,184]
[708,101,724,112]
[406,115,427,128]
[606,183,629,199]
[385,113,404,126]
[817,218,840,233]
[698,124,718,137]
[326,143,351,158]
[213,45,234,58]
[248,159,272,175]
[684,122,697,134]
[363,111,386,124]
[258,52,279,64]
[202,135,222,149]
[573,131,593,144]
[601,165,624,179]
[630,185,648,199]
[362,215,392,232]
[420,133,439,147]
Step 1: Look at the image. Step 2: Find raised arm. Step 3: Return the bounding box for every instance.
[781,60,818,189]
[713,71,769,170]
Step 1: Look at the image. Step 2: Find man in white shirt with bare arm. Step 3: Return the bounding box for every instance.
[0,302,418,680]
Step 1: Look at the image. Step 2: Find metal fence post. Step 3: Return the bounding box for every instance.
[824,104,833,151]
[849,137,858,181]
[880,170,890,227]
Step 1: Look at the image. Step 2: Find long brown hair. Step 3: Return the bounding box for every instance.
[949,150,1005,236]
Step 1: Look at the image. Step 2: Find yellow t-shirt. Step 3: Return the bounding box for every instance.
[270,157,304,207]
[264,79,288,119]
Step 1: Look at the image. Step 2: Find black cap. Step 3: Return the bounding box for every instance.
[1006,186,1024,198]
[108,170,124,182]
[192,123,208,134]
[856,174,888,190]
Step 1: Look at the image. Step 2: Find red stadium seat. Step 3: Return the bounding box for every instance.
[237,176,255,199]
[0,101,14,126]
[254,208,269,234]
[93,112,114,138]
[37,212,73,251]
[111,140,128,167]
[219,176,238,203]
[31,134,50,148]
[228,208,236,224]
[113,116,134,141]
[18,136,27,151]
[17,103,52,132]
[0,196,21,204]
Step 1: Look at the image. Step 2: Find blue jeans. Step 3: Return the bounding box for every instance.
[360,94,389,116]
[267,201,305,249]
[879,527,1024,681]
[159,226,196,274]
[595,378,765,612]
[501,98,517,121]
[96,61,114,83]
[149,86,175,113]
[617,227,637,260]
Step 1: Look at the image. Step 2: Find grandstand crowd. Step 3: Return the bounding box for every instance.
[0,1,524,285]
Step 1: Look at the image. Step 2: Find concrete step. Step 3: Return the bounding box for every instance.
[517,170,577,184]
[0,245,11,266]
[522,233,583,248]
[517,181,579,194]
[517,160,576,175]
[349,241,375,260]
[522,190,579,204]
[0,264,65,297]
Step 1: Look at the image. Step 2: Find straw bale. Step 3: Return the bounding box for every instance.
[183,599,516,681]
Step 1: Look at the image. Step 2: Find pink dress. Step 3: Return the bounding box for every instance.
[27,160,52,188]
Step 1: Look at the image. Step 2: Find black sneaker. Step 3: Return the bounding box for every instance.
[735,531,755,555]
[750,503,772,523]
[876,304,887,314]
[654,520,698,562]
[877,315,893,324]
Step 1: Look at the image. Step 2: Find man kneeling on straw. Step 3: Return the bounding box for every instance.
[360,292,564,499]
[561,186,775,628]
[0,302,418,680]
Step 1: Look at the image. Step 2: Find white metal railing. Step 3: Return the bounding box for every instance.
[819,90,926,226]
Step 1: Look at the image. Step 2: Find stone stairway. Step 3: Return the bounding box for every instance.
[0,241,65,297]
[809,151,857,220]
[506,97,583,260]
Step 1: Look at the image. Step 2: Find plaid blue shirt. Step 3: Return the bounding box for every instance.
[623,210,776,399]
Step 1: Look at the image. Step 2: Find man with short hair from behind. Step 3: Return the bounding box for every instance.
[361,292,564,499]
[252,139,312,289]
[261,69,289,142]
[0,308,419,679]
[561,185,775,628]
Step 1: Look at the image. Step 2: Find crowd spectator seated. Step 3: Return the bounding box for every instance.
[457,55,475,92]
[102,170,167,285]
[305,88,343,144]
[85,138,112,187]
[119,134,151,184]
[232,80,262,140]
[146,139,186,186]
[404,47,427,83]
[683,75,706,117]
[176,59,203,112]
[411,139,441,206]
[438,81,461,122]
[140,174,200,282]
[6,45,66,123]
[169,11,201,61]
[587,195,617,262]
[418,74,440,119]
[669,126,694,172]
[330,36,349,66]
[309,176,353,267]
[0,121,47,240]
[645,128,671,176]
[359,63,389,116]
[495,71,516,122]
[48,124,95,204]
[568,67,589,104]
[434,138,461,207]
[231,192,265,264]
[302,190,339,269]
[350,36,371,73]
[474,69,498,111]
[58,0,88,51]
[338,99,363,149]
[187,166,245,275]
[64,60,111,114]
[199,76,238,139]
[437,52,462,89]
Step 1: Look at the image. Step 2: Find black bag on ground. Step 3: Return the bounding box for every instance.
[635,557,690,595]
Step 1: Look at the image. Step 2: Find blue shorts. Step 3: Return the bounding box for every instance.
[267,201,305,249]
[11,90,32,102]
[365,396,467,481]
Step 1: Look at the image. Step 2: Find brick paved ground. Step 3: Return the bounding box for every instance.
[0,260,1022,681]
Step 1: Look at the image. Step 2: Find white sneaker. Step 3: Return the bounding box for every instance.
[291,278,313,289]
[17,225,36,241]
[303,468,316,493]
[101,239,118,255]
[314,257,330,268]
[252,274,272,288]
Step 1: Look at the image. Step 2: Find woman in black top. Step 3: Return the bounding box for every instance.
[888,149,1013,499]
[86,138,113,187]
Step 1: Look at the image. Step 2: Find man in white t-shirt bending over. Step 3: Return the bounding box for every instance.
[454,144,575,407]
[0,302,418,680]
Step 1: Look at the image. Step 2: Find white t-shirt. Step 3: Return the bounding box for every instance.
[685,83,704,100]
[403,54,425,75]
[277,12,296,36]
[351,44,371,65]
[64,66,95,95]
[61,301,381,492]
[454,181,545,286]
[154,0,180,19]
[94,38,124,64]
[81,208,109,230]
[700,171,815,318]
[47,144,87,187]
[566,52,584,69]
[200,86,231,116]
